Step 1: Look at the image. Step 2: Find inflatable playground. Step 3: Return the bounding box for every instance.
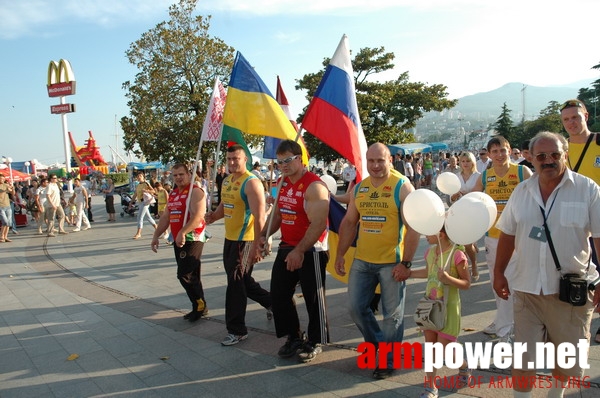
[50,130,110,178]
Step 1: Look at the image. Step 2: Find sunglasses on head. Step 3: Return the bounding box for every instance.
[534,152,563,162]
[560,100,585,112]
[276,155,299,165]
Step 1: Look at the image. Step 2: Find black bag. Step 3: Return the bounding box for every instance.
[559,274,588,306]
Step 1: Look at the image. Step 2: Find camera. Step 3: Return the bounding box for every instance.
[559,274,588,306]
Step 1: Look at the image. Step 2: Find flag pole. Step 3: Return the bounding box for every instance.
[182,137,204,230]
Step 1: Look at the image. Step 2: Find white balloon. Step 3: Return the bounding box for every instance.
[320,174,338,195]
[462,191,498,231]
[403,189,446,236]
[445,196,490,244]
[436,172,462,196]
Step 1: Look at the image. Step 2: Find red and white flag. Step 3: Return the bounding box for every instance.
[200,78,227,142]
[263,76,299,158]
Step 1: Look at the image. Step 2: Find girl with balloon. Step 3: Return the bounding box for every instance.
[408,224,472,398]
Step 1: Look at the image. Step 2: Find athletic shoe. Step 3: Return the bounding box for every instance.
[482,322,496,335]
[278,334,306,358]
[82,225,91,230]
[372,367,394,379]
[72,228,81,232]
[221,333,248,346]
[298,342,322,363]
[183,307,208,319]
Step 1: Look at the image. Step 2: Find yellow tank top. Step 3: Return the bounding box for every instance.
[221,170,256,241]
[354,169,407,264]
[568,137,600,185]
[482,163,524,238]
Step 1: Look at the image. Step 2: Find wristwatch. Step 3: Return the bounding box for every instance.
[400,260,412,269]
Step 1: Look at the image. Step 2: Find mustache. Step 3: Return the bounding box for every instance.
[541,163,558,170]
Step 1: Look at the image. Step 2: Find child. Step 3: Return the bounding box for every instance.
[409,226,471,398]
[66,197,77,226]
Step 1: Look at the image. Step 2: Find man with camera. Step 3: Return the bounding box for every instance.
[493,131,600,398]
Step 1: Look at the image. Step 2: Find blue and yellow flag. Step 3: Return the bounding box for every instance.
[223,52,309,165]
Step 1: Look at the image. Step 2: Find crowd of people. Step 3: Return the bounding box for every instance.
[3,99,600,398]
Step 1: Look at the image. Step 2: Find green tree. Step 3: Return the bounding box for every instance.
[522,101,564,140]
[296,47,457,163]
[492,103,519,145]
[121,0,235,164]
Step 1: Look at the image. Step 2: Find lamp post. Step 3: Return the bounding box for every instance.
[24,161,31,175]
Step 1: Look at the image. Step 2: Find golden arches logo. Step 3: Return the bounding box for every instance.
[47,59,76,97]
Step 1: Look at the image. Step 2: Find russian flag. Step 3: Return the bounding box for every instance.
[301,35,368,181]
[222,52,309,165]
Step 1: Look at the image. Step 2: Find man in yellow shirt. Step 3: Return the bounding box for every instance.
[206,145,272,346]
[561,98,600,342]
[473,136,532,342]
[334,143,420,379]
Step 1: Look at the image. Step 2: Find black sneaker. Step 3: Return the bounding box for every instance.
[278,334,306,358]
[298,342,322,363]
[372,367,394,379]
[184,307,208,321]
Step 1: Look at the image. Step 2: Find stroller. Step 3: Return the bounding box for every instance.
[120,192,138,217]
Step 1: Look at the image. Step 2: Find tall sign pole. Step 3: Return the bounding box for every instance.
[47,59,76,192]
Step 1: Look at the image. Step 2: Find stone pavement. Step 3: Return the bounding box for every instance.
[1,196,599,397]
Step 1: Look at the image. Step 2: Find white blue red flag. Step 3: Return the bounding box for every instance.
[301,34,368,181]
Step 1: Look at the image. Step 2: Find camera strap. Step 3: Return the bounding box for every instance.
[539,205,562,273]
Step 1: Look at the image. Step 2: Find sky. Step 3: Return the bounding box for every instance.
[1,0,599,168]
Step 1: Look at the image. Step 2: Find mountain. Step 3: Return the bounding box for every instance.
[415,79,595,146]
[451,81,590,119]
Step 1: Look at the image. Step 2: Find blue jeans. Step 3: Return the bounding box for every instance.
[137,202,156,229]
[348,258,406,368]
[0,206,12,227]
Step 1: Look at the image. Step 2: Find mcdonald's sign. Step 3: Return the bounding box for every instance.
[47,59,76,97]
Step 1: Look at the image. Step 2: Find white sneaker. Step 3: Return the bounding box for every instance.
[82,225,91,230]
[221,333,248,346]
[72,228,81,232]
[483,322,496,335]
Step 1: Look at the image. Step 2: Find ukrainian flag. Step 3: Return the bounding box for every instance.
[223,52,309,165]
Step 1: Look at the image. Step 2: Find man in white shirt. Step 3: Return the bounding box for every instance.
[494,131,600,398]
[475,148,491,173]
[44,175,68,237]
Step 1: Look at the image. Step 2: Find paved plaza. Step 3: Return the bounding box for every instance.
[1,196,599,397]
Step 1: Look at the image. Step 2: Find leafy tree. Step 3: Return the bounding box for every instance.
[492,103,519,145]
[121,0,235,164]
[522,101,564,141]
[296,47,457,163]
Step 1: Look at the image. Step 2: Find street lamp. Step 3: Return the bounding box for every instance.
[24,161,31,175]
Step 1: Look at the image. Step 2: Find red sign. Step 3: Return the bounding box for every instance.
[47,82,77,97]
[50,103,76,114]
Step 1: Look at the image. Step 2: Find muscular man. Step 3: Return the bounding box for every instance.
[334,143,420,379]
[206,145,272,346]
[151,164,208,322]
[260,139,330,363]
